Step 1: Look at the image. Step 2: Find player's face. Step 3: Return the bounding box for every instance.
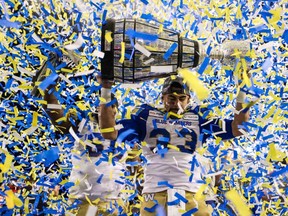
[162,94,190,114]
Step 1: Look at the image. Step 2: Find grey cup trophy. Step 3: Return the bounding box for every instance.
[100,18,204,83]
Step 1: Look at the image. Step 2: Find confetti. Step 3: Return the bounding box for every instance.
[178,68,209,100]
[0,0,286,215]
[150,65,174,73]
[134,43,152,57]
[225,189,252,216]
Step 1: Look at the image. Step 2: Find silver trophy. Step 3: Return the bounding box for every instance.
[100,18,252,83]
[100,18,204,83]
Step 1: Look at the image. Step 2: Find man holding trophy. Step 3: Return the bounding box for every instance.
[99,19,252,215]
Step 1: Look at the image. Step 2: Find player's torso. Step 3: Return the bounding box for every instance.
[143,108,201,155]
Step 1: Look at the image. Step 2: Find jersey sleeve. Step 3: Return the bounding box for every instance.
[116,105,148,144]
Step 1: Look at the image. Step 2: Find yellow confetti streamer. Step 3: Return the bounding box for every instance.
[99,97,107,104]
[48,15,60,25]
[60,68,73,73]
[167,111,183,119]
[119,42,125,64]
[24,198,29,214]
[5,190,23,209]
[85,195,93,206]
[272,109,281,124]
[225,189,252,216]
[263,105,276,120]
[108,153,113,165]
[266,143,286,162]
[183,169,191,177]
[105,31,113,43]
[241,67,252,88]
[195,184,207,200]
[55,116,66,123]
[92,198,100,205]
[236,5,242,19]
[158,23,163,34]
[261,183,272,189]
[0,149,13,173]
[268,8,282,24]
[125,107,131,119]
[14,107,18,117]
[167,144,180,151]
[178,68,209,100]
[144,45,158,51]
[100,127,115,133]
[32,111,38,127]
[76,102,89,111]
[121,189,135,194]
[7,56,17,73]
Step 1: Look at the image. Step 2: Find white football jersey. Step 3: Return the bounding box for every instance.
[117,104,234,193]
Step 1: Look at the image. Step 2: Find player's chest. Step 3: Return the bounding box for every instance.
[145,111,200,137]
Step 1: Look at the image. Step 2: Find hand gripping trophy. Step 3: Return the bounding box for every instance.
[100,18,252,83]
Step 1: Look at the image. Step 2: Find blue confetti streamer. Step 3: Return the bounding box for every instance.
[249,24,267,34]
[41,6,50,16]
[140,0,149,5]
[144,204,158,213]
[114,180,125,185]
[198,57,210,75]
[167,198,180,206]
[263,134,274,140]
[182,207,198,216]
[269,166,288,177]
[95,158,103,166]
[116,129,136,144]
[282,29,288,44]
[246,172,262,178]
[157,181,174,188]
[174,192,188,203]
[34,147,60,167]
[157,136,170,143]
[125,29,159,42]
[141,13,155,22]
[0,19,21,28]
[38,72,59,91]
[163,42,178,60]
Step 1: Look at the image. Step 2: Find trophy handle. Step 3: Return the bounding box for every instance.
[101,19,115,81]
[193,40,201,67]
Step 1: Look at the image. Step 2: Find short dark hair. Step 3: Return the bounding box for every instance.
[162,76,190,95]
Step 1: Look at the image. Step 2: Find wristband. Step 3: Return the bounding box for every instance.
[236,91,246,103]
[100,88,111,104]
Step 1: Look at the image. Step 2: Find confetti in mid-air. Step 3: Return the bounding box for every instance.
[0,0,287,215]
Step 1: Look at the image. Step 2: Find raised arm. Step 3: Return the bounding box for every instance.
[231,64,252,139]
[32,51,80,134]
[99,79,118,140]
[231,95,250,137]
